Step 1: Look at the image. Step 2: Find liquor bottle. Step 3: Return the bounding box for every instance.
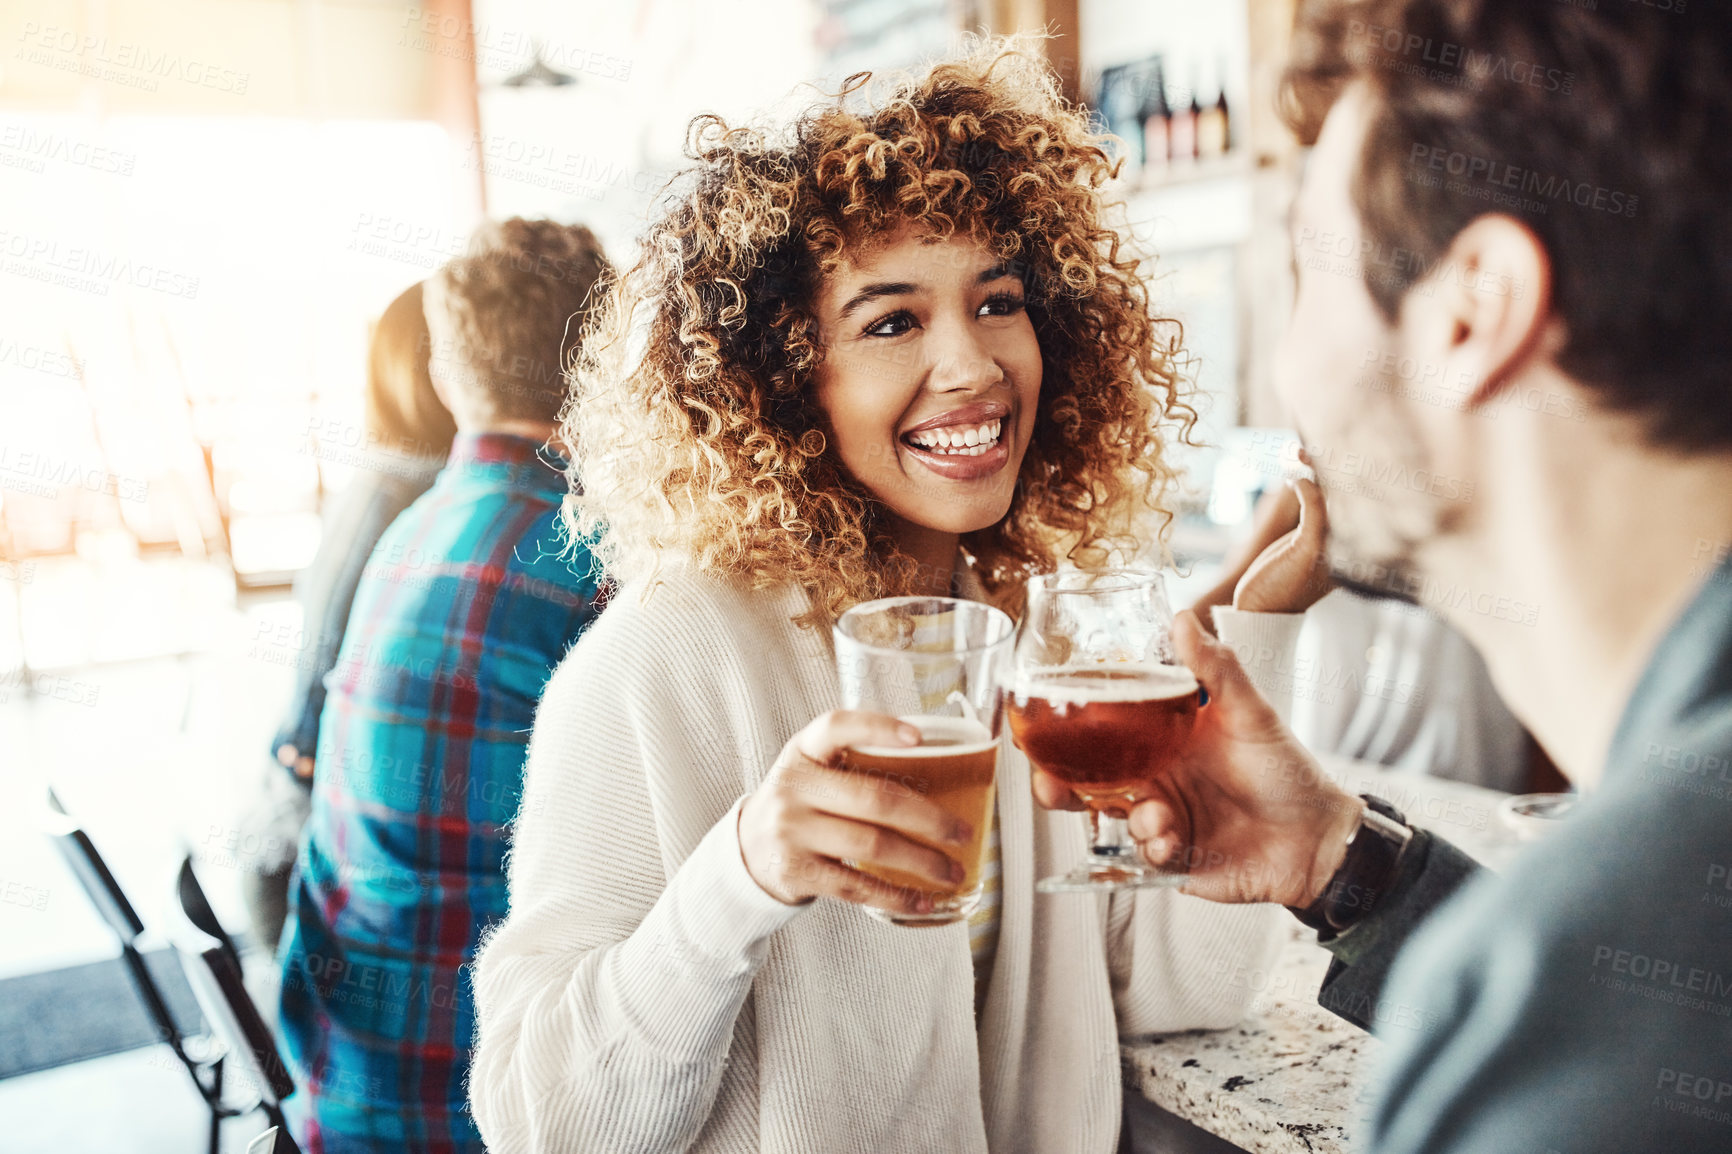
[1198,69,1229,159]
[1219,77,1233,152]
[1168,76,1197,164]
[1141,63,1171,181]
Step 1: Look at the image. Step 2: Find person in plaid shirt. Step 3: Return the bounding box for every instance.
[277,218,611,1153]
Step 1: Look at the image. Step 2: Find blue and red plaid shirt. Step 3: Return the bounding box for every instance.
[277,433,606,1153]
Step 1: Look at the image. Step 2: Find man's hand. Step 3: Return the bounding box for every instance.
[1032,610,1364,907]
[1232,476,1334,615]
[1135,610,1363,905]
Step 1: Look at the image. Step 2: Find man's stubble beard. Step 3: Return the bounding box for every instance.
[1301,385,1450,610]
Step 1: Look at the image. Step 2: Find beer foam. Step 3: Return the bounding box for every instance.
[852,714,996,757]
[1011,664,1199,705]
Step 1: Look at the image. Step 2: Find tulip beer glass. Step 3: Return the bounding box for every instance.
[1007,570,1200,893]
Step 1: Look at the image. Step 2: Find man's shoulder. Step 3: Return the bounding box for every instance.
[1614,709,1732,814]
[1405,712,1732,977]
[371,487,589,583]
[1370,730,1732,1148]
[1360,582,1732,1150]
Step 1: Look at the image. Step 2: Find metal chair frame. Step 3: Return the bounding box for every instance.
[38,788,292,1153]
[166,854,297,1142]
[246,1126,304,1154]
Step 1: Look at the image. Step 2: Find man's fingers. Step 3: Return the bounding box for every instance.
[1128,795,1187,869]
[1127,794,1181,844]
[1031,767,1086,811]
[1173,609,1257,703]
[794,709,919,766]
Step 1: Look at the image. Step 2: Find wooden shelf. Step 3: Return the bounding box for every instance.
[1122,149,1254,195]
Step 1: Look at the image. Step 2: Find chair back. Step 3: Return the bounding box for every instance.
[38,787,145,944]
[246,1126,304,1154]
[175,856,244,974]
[166,855,296,1108]
[36,786,200,1073]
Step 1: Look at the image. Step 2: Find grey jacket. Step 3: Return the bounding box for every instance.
[1317,559,1732,1152]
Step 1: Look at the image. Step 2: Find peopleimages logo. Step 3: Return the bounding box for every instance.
[0,229,200,299]
[1590,945,1732,1017]
[1409,145,1639,219]
[1348,20,1575,94]
[0,126,135,176]
[15,22,251,94]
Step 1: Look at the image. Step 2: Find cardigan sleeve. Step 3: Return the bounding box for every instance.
[1211,607,1305,727]
[1106,892,1288,1034]
[467,602,803,1154]
[1103,609,1303,1033]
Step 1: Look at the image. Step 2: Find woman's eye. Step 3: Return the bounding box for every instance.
[864,310,916,338]
[979,292,1026,318]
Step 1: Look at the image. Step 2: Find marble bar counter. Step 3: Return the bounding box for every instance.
[1122,758,1530,1154]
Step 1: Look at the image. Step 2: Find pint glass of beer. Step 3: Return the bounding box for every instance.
[833,597,1013,926]
[1007,570,1200,893]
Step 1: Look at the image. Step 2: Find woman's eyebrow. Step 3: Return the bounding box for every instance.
[836,263,1020,321]
[836,280,919,321]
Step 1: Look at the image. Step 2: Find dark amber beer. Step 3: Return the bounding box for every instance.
[1008,665,1200,816]
[845,715,997,922]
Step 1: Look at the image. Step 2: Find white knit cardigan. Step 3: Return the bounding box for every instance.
[468,572,1296,1154]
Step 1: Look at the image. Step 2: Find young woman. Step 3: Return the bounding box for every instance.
[469,43,1293,1154]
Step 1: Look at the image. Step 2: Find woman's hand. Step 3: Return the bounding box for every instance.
[1031,610,1363,908]
[739,710,974,916]
[1232,476,1334,615]
[277,743,315,781]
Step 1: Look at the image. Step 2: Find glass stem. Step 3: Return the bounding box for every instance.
[1089,810,1135,860]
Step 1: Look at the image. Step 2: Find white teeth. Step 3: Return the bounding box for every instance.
[907,418,1002,454]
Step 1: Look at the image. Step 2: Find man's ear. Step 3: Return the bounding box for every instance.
[1405,214,1554,412]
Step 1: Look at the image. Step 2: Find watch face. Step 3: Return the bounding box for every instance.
[1292,798,1414,934]
[1321,801,1413,932]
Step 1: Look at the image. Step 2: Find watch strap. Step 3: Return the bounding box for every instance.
[1288,794,1413,935]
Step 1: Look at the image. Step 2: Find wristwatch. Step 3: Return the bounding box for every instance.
[1288,794,1413,936]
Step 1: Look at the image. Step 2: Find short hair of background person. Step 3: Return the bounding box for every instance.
[364,281,458,460]
[563,42,1200,624]
[1282,0,1732,452]
[423,217,611,428]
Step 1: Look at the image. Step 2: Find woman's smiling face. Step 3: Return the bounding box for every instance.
[812,225,1043,539]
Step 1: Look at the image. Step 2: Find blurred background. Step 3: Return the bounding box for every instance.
[0,1,1485,1149]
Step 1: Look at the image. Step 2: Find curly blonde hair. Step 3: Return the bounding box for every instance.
[563,37,1196,624]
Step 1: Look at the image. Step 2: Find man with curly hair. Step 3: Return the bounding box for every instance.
[277,218,612,1153]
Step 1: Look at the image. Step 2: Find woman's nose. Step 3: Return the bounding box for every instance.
[925,324,1003,394]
